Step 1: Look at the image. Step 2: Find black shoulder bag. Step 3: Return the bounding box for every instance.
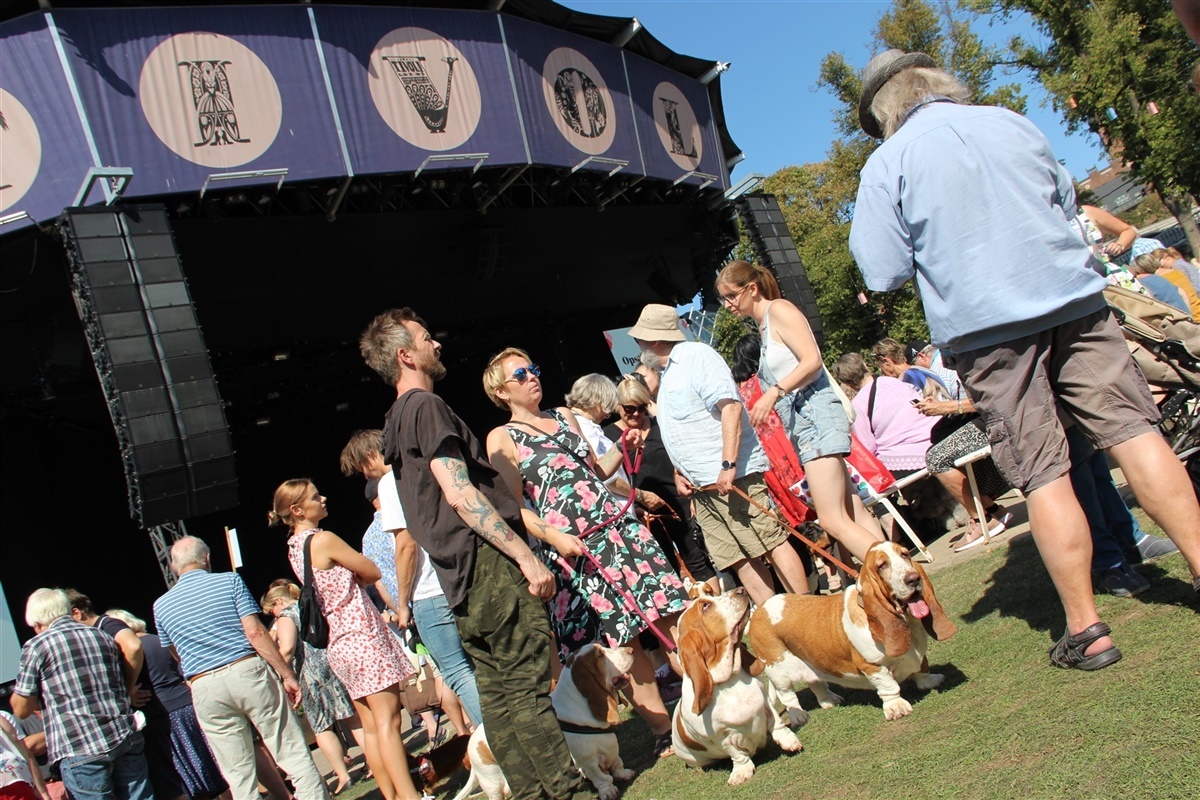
[298,533,329,649]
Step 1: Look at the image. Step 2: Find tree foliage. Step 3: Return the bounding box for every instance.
[969,0,1200,251]
[750,0,1027,362]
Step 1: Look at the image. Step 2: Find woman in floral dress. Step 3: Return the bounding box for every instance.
[483,348,688,758]
[269,480,422,800]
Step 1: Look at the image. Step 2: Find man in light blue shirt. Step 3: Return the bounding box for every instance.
[849,50,1200,670]
[629,304,809,603]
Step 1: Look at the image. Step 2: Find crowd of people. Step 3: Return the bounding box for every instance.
[7,43,1200,800]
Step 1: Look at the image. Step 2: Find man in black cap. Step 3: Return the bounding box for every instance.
[848,49,1200,670]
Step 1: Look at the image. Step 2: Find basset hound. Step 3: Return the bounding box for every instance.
[450,643,636,800]
[671,585,802,786]
[748,541,956,722]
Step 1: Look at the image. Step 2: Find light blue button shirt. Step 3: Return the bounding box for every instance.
[654,341,768,486]
[850,100,1106,354]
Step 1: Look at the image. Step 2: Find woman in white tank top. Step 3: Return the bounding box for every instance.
[716,261,885,562]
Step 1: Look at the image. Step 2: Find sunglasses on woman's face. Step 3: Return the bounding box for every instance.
[621,404,648,415]
[506,364,541,384]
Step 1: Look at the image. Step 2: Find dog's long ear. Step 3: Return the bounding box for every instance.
[913,562,956,641]
[679,629,715,716]
[860,551,911,658]
[569,647,612,724]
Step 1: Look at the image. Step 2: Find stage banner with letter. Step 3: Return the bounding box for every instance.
[0,14,100,228]
[623,52,728,190]
[50,7,347,198]
[500,16,646,177]
[312,6,526,176]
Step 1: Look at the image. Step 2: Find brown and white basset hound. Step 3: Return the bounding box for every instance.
[748,541,956,722]
[671,585,802,786]
[450,643,636,800]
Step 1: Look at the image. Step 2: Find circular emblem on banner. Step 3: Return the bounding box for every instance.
[368,28,481,151]
[652,81,702,171]
[139,33,282,168]
[0,89,42,213]
[542,48,615,155]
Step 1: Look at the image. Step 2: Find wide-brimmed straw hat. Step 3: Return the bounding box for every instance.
[859,48,936,139]
[628,304,685,342]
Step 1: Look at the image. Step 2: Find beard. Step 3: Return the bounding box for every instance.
[419,348,447,381]
[639,350,665,371]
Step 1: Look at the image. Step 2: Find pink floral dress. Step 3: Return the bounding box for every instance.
[506,411,687,662]
[287,530,414,700]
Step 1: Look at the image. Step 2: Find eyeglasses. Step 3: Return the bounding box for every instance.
[720,286,747,305]
[505,364,541,384]
[624,372,648,386]
[620,404,648,415]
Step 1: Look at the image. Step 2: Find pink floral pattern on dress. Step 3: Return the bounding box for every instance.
[287,530,415,700]
[506,411,687,662]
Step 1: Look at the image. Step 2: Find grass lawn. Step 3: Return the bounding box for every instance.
[346,524,1200,800]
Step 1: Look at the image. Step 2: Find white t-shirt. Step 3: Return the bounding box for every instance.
[0,711,34,788]
[379,469,443,603]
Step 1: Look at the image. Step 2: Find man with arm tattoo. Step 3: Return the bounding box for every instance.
[360,309,594,800]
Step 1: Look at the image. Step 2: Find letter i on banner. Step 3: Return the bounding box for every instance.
[225,527,243,571]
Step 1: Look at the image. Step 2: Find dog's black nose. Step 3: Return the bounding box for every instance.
[733,587,746,596]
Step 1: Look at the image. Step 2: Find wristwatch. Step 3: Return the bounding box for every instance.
[772,384,787,398]
[720,459,736,472]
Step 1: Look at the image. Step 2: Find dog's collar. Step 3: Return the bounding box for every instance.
[558,719,615,735]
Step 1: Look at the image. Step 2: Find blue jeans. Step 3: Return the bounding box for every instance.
[413,594,483,727]
[1066,427,1145,572]
[59,732,154,800]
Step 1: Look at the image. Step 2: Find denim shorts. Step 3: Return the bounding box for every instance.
[786,375,852,464]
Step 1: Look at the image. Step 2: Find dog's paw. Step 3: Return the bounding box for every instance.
[613,769,636,782]
[773,728,803,753]
[816,690,843,709]
[914,673,944,690]
[883,697,913,720]
[786,707,810,728]
[597,785,620,800]
[728,763,755,786]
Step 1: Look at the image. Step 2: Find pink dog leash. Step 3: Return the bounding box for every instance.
[556,429,677,653]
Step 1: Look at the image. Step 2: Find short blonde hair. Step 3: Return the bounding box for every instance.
[25,588,70,628]
[616,375,653,407]
[339,429,383,476]
[104,608,147,634]
[482,347,532,409]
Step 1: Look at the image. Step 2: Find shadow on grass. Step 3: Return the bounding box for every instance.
[960,531,1197,642]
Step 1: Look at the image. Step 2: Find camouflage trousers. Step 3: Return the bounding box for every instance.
[453,543,594,800]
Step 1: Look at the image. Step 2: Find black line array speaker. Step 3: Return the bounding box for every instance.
[59,205,237,528]
[736,193,824,347]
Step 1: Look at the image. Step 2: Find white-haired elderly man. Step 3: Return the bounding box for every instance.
[153,536,329,800]
[848,49,1200,671]
[12,588,153,800]
[629,303,810,603]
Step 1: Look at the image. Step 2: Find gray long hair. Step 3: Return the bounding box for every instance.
[871,67,971,139]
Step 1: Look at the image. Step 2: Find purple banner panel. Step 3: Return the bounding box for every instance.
[624,52,728,190]
[50,7,346,198]
[501,16,646,177]
[0,14,99,228]
[313,7,526,176]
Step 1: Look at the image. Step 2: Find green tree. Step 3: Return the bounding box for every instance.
[709,306,754,365]
[752,0,1026,362]
[969,0,1200,253]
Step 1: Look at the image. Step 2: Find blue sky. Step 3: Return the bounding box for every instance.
[568,0,1109,183]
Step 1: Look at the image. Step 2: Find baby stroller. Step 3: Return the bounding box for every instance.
[1104,285,1200,493]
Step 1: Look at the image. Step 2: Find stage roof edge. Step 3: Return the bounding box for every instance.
[0,0,744,167]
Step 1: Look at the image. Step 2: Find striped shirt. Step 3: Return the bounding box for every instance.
[154,570,258,679]
[13,617,135,765]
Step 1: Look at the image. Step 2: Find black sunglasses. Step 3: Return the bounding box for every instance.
[506,364,541,384]
[624,372,648,387]
[620,404,648,415]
